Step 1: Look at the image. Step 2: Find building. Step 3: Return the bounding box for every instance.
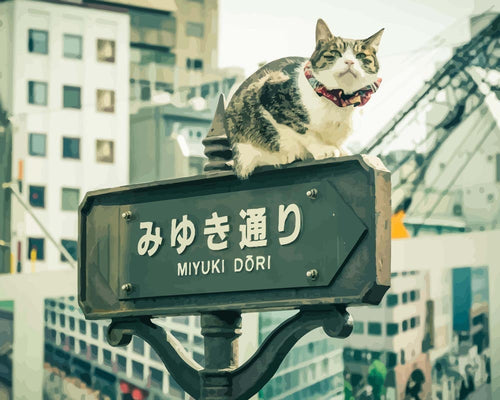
[43,296,204,400]
[343,270,431,400]
[129,103,212,183]
[257,311,345,400]
[0,0,130,273]
[86,0,243,113]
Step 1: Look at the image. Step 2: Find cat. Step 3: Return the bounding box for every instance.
[224,19,384,179]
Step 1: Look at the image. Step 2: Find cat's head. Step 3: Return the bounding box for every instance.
[310,19,383,94]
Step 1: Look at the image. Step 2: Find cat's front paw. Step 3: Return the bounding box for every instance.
[308,144,341,160]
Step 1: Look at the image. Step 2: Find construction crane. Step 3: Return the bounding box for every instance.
[363,13,500,231]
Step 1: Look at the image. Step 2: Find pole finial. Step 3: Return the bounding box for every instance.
[203,94,233,173]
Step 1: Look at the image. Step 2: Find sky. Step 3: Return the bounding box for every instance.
[218,0,481,75]
[217,0,495,148]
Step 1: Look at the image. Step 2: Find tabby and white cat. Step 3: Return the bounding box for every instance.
[225,19,384,178]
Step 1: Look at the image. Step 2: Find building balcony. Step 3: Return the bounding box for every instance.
[131,26,176,48]
[130,63,175,84]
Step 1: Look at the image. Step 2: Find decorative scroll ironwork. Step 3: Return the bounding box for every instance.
[107,307,352,400]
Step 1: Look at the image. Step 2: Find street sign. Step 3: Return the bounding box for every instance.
[79,155,391,319]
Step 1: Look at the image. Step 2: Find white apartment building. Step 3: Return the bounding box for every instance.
[343,270,432,400]
[0,0,129,272]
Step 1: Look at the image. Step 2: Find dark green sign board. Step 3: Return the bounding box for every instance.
[79,155,391,319]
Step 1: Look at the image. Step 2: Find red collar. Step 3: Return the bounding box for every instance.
[304,61,381,107]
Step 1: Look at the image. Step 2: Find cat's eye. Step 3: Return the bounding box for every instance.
[324,51,341,59]
[356,53,366,59]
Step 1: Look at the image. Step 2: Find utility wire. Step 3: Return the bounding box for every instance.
[412,121,496,234]
[2,182,77,269]
[363,13,500,155]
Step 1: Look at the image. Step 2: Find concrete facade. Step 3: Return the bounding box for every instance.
[0,0,130,272]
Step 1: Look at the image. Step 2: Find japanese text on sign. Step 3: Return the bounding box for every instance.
[136,204,302,257]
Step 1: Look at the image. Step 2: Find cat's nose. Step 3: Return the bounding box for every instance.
[345,60,355,66]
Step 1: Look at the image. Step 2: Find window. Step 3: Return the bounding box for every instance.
[410,290,417,301]
[150,348,161,362]
[95,140,114,163]
[103,350,112,366]
[193,352,204,365]
[63,34,82,59]
[79,319,86,334]
[79,340,87,355]
[59,314,66,328]
[140,80,151,100]
[69,317,75,331]
[68,336,75,351]
[201,84,210,98]
[368,322,382,335]
[62,137,80,159]
[28,29,48,54]
[386,352,397,368]
[61,239,77,262]
[63,86,81,109]
[400,349,405,365]
[91,322,99,339]
[117,355,127,372]
[186,58,203,70]
[97,39,115,62]
[48,329,57,342]
[96,89,115,112]
[90,345,98,360]
[386,323,399,336]
[29,133,47,156]
[194,59,203,70]
[132,361,144,379]
[402,320,408,331]
[50,311,56,324]
[194,336,203,346]
[150,367,163,389]
[172,330,188,343]
[29,185,45,208]
[402,292,408,303]
[133,336,144,355]
[61,188,80,211]
[155,82,173,93]
[353,321,364,334]
[186,22,204,38]
[28,237,45,260]
[28,81,47,105]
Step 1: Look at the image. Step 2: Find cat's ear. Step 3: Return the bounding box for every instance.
[363,28,384,52]
[316,19,333,43]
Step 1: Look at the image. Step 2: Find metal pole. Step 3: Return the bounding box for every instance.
[2,182,77,269]
[200,311,242,400]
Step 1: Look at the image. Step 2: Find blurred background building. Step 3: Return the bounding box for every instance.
[0,0,499,399]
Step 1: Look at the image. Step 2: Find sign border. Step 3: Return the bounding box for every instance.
[78,155,391,319]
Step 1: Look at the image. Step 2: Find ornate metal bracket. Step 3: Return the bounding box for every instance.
[107,307,352,400]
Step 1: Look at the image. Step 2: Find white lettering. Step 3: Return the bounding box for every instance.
[202,261,210,275]
[234,258,243,272]
[278,204,302,246]
[192,261,201,275]
[239,208,268,249]
[212,259,221,274]
[177,262,188,276]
